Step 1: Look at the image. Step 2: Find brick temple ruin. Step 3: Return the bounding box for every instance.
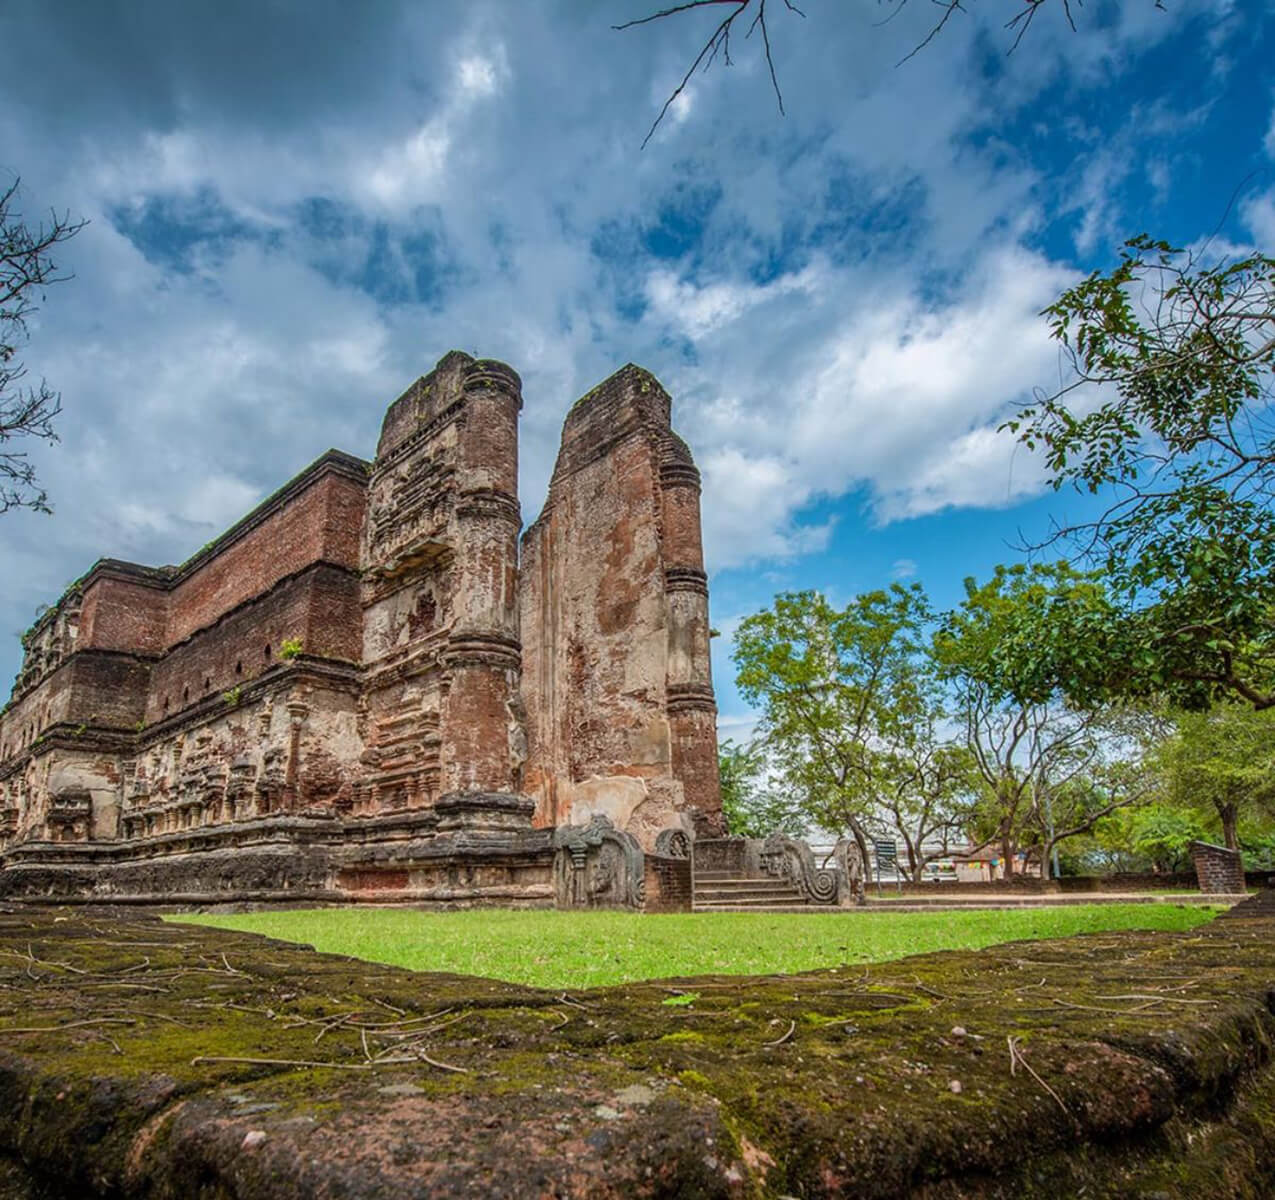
[0,352,722,908]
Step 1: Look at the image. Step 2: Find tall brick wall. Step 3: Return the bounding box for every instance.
[520,364,722,849]
[166,463,366,647]
[78,573,168,656]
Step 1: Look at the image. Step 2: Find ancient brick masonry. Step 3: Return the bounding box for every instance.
[0,353,720,906]
[520,365,722,847]
[1189,840,1247,895]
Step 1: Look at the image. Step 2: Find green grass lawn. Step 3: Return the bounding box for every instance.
[170,903,1222,991]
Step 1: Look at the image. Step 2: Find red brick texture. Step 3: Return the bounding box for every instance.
[1189,840,1247,894]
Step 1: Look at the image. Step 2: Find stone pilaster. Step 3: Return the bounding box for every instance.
[438,360,530,826]
[659,450,721,833]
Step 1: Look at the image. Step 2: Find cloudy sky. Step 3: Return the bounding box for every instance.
[1,0,1272,735]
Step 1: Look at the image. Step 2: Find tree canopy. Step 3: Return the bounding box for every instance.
[731,573,1161,879]
[1003,238,1275,711]
[732,584,968,873]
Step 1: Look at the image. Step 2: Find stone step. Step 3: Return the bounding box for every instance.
[692,904,821,913]
[695,893,809,908]
[698,887,805,897]
[695,884,805,896]
[694,878,801,891]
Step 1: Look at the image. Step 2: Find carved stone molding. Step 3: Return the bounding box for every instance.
[454,488,521,525]
[666,682,717,715]
[658,461,702,491]
[654,827,691,859]
[462,359,523,406]
[663,567,709,596]
[443,632,521,672]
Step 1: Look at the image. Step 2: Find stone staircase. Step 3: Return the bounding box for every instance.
[693,869,809,911]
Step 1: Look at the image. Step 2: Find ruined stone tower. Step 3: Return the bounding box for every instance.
[520,365,720,847]
[0,353,719,905]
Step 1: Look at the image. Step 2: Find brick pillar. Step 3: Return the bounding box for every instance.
[1188,840,1246,895]
[659,451,722,834]
[437,359,532,831]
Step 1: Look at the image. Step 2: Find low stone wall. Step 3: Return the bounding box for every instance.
[0,814,558,907]
[0,812,697,913]
[0,905,1271,1197]
[898,877,1058,896]
[693,836,750,875]
[897,869,1271,897]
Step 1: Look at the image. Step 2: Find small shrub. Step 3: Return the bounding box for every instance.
[222,685,243,707]
[278,638,303,661]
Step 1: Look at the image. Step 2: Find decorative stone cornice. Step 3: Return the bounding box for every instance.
[462,359,523,409]
[666,682,717,714]
[443,631,521,671]
[370,400,466,475]
[658,461,701,491]
[664,567,708,596]
[455,488,521,525]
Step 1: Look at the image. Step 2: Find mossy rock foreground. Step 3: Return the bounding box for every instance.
[0,900,1271,1198]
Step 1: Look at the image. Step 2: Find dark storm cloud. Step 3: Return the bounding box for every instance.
[2,0,432,134]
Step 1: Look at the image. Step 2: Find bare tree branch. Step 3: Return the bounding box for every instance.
[1,175,85,515]
[615,0,805,147]
[620,1,1169,144]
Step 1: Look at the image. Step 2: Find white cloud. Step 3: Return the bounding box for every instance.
[0,0,1261,696]
[665,243,1075,567]
[1241,189,1275,246]
[644,262,823,339]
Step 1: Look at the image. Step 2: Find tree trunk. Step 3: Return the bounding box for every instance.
[1040,839,1053,881]
[1221,803,1239,852]
[848,819,872,887]
[1000,825,1015,880]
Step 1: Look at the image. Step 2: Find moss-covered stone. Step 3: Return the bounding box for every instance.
[0,904,1270,1196]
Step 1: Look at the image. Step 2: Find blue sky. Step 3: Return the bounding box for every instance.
[1,0,1272,739]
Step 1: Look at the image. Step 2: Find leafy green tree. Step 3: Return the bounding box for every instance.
[1094,802,1210,874]
[717,737,807,837]
[734,585,936,871]
[861,716,979,881]
[936,563,1155,878]
[1158,704,1275,851]
[1003,238,1275,711]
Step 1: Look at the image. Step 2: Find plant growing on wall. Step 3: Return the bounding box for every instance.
[278,638,303,661]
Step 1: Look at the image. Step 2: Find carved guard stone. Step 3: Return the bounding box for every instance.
[760,832,846,906]
[553,815,645,910]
